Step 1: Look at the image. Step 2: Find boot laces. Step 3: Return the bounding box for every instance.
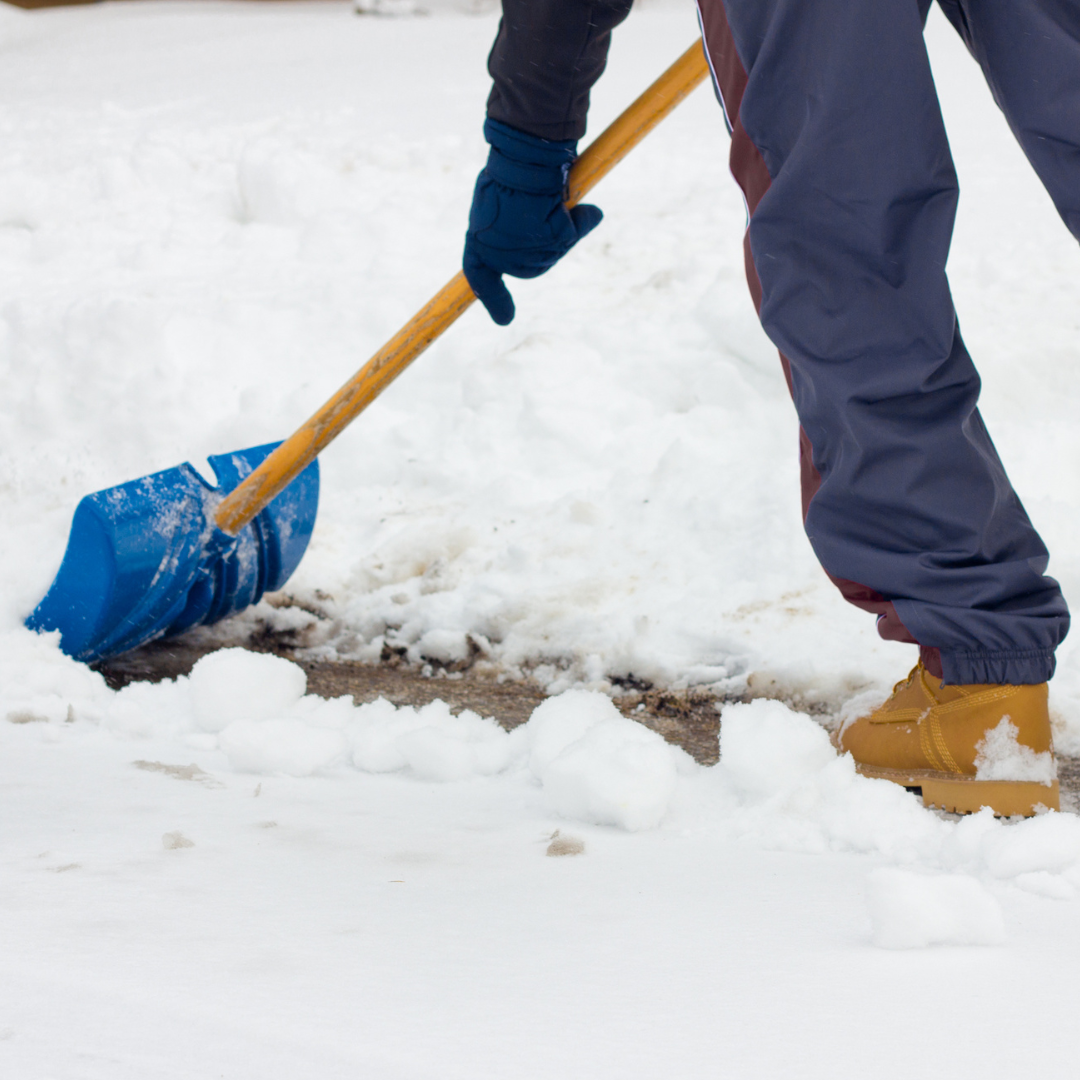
[890,661,924,698]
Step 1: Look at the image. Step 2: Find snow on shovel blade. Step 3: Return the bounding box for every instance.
[26,443,319,663]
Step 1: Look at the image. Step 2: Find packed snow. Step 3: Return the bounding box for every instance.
[974,717,1058,784]
[2,2,1080,1077]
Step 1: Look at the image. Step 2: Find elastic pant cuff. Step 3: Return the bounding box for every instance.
[939,648,1055,687]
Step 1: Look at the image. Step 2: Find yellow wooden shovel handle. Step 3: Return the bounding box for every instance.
[215,40,710,536]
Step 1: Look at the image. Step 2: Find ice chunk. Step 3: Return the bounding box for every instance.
[189,649,307,733]
[867,868,1005,949]
[720,699,836,798]
[974,717,1056,784]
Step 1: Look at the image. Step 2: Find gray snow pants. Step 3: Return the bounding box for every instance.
[697,0,1078,684]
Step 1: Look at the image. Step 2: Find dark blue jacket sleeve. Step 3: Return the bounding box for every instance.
[486,0,634,142]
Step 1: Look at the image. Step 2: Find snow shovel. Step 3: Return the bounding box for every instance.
[27,41,711,663]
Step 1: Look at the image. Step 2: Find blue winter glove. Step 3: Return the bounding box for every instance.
[463,118,604,326]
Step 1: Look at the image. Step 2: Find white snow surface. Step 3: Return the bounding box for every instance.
[3,2,1080,1077]
[7,642,1080,1076]
[866,868,1007,949]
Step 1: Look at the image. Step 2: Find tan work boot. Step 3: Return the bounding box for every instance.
[835,663,1058,816]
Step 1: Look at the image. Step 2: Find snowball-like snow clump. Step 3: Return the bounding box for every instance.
[525,690,623,780]
[866,868,1006,949]
[720,698,837,798]
[974,717,1056,784]
[525,690,686,831]
[190,648,307,732]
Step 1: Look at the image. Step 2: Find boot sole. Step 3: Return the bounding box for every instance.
[855,764,1059,816]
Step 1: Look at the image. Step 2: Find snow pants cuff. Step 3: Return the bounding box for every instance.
[934,648,1056,688]
[891,597,1065,685]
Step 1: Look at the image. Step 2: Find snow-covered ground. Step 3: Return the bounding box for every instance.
[2,2,1080,1077]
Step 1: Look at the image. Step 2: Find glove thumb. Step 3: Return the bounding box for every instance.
[569,203,603,241]
[464,258,516,326]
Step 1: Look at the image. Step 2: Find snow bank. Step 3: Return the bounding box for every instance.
[349,697,516,781]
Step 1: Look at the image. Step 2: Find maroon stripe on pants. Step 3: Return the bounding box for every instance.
[695,0,940,675]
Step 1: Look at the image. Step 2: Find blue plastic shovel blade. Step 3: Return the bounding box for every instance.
[26,443,319,663]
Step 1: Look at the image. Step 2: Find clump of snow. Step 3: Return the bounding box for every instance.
[712,703,945,861]
[0,629,111,726]
[525,690,688,831]
[720,698,837,798]
[104,676,194,739]
[189,648,307,732]
[415,628,470,665]
[1012,871,1077,900]
[350,697,518,781]
[977,812,1080,878]
[82,658,690,827]
[540,715,681,832]
[524,690,622,780]
[974,717,1056,784]
[834,686,889,737]
[866,868,1005,949]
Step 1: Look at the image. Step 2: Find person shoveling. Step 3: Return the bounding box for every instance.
[30,1,1078,819]
[455,0,1075,818]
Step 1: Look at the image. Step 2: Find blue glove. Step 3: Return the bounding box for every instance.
[463,118,604,326]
